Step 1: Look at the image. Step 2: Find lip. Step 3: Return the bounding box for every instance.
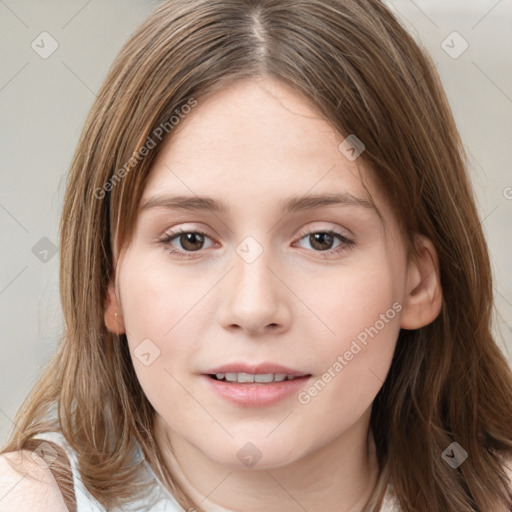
[201,362,312,407]
[203,362,307,377]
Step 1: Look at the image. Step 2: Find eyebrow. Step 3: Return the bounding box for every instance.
[139,192,376,215]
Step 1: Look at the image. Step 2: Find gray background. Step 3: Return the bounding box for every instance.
[1,0,511,444]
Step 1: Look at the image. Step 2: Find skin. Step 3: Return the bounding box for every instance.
[104,76,442,512]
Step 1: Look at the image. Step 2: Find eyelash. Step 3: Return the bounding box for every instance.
[158,227,355,260]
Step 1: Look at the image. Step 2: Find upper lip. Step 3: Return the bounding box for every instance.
[203,362,309,377]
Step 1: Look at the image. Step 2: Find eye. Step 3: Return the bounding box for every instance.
[294,229,355,257]
[158,228,215,258]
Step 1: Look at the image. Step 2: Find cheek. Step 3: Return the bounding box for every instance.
[295,296,401,447]
[309,250,403,344]
[298,251,403,406]
[120,255,211,345]
[118,255,211,408]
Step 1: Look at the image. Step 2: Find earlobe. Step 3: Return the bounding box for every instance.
[400,234,443,330]
[104,280,125,334]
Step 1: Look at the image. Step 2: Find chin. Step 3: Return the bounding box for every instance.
[200,437,307,471]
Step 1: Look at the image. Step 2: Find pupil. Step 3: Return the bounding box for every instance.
[311,233,333,251]
[181,233,203,251]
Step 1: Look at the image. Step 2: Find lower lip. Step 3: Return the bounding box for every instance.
[203,375,311,407]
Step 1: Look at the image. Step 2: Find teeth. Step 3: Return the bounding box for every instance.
[254,374,273,383]
[215,372,300,383]
[238,372,254,383]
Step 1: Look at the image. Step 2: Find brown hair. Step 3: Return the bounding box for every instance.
[2,1,512,510]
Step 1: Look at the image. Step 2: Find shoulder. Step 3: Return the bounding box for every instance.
[0,449,68,512]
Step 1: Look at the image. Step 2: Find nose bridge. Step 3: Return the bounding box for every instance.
[218,234,290,333]
[232,236,277,304]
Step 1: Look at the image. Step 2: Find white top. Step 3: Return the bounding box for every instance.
[31,430,401,511]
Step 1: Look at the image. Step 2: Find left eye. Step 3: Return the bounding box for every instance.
[295,231,351,253]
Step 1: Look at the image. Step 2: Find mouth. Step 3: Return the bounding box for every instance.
[208,372,308,383]
[202,363,312,407]
[203,362,310,382]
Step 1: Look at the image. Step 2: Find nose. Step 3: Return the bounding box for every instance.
[216,244,291,336]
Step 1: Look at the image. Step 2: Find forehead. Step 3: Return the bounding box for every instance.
[144,78,371,199]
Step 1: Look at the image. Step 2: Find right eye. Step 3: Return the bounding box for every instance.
[158,228,216,258]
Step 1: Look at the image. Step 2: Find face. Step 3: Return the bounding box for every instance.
[111,76,415,470]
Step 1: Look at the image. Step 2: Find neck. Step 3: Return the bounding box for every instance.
[154,408,381,512]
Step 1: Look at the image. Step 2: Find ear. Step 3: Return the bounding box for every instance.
[104,280,125,334]
[400,234,443,330]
